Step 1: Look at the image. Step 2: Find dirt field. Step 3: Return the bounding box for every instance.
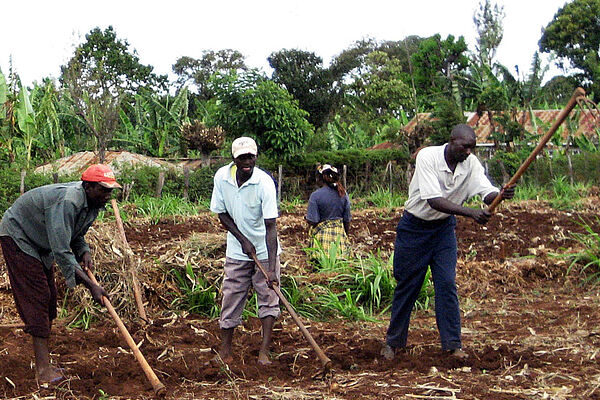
[1,198,600,399]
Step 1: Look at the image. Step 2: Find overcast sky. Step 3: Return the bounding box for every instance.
[2,0,569,87]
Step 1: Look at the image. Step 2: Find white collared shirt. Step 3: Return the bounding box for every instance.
[210,162,281,260]
[404,144,498,221]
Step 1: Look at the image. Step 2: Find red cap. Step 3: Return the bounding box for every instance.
[81,164,121,189]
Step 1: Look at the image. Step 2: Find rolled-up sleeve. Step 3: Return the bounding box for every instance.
[45,200,83,288]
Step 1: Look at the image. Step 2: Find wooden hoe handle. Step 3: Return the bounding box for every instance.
[86,269,166,395]
[110,198,148,323]
[487,87,587,213]
[251,254,332,369]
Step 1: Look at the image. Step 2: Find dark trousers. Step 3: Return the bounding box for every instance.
[385,212,461,351]
[0,236,57,338]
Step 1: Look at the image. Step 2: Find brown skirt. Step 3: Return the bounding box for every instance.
[0,236,57,338]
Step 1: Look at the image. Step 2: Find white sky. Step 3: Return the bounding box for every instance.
[2,0,569,87]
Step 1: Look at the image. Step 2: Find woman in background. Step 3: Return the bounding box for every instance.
[306,164,351,256]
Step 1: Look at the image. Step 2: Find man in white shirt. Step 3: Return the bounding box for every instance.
[210,136,281,365]
[382,124,515,360]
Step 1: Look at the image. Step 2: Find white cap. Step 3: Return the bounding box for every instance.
[319,164,338,174]
[231,137,258,158]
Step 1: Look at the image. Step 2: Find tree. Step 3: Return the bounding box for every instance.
[541,75,579,106]
[268,49,339,129]
[172,50,247,99]
[60,26,168,161]
[211,70,313,160]
[377,36,425,73]
[411,34,469,105]
[539,0,600,100]
[330,38,378,81]
[427,97,467,145]
[348,51,411,121]
[473,0,505,68]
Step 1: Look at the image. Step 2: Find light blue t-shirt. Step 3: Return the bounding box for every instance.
[210,163,280,261]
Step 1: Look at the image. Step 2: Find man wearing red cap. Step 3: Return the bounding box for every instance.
[0,164,119,385]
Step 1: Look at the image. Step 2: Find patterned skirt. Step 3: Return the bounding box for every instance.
[309,218,350,256]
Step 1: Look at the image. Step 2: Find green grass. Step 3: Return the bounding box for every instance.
[513,178,591,210]
[305,238,350,271]
[279,275,321,320]
[169,264,220,318]
[128,194,203,223]
[414,267,434,310]
[514,182,544,201]
[549,176,590,210]
[306,243,434,319]
[337,253,396,315]
[316,288,377,322]
[352,187,407,209]
[562,217,600,286]
[279,196,304,213]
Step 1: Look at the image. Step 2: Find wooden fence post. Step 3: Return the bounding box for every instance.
[155,171,165,198]
[20,170,26,195]
[183,167,190,200]
[123,181,134,202]
[277,165,282,204]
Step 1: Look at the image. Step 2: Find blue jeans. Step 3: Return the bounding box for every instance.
[385,212,461,351]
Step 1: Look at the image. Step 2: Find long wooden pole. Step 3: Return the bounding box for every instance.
[250,254,332,369]
[86,269,165,395]
[111,199,148,323]
[487,87,586,213]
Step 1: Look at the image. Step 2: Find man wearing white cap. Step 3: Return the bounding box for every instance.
[0,164,117,385]
[210,136,281,365]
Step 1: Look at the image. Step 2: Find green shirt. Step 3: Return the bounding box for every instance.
[0,182,101,288]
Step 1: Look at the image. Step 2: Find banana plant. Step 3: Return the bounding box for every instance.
[32,80,62,159]
[119,88,189,157]
[14,81,37,168]
[0,68,6,114]
[0,68,17,163]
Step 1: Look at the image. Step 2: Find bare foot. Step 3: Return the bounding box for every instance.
[213,351,233,365]
[257,351,272,365]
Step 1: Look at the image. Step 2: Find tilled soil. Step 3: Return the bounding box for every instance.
[1,200,600,399]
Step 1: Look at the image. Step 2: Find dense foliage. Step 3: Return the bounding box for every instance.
[539,0,600,101]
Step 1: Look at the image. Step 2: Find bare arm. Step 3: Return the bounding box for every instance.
[483,184,516,205]
[74,267,109,305]
[427,197,492,225]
